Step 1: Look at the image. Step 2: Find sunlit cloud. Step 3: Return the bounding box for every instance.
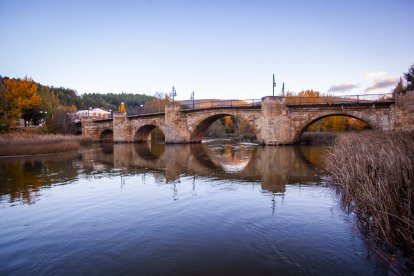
[327,83,358,92]
[366,72,388,82]
[364,72,398,92]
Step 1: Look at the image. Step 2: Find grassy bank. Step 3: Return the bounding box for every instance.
[0,133,94,156]
[326,131,414,271]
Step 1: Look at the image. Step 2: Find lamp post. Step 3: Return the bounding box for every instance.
[172,86,177,105]
[191,91,195,109]
[66,112,70,134]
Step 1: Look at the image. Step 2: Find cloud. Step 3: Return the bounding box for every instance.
[328,83,358,92]
[365,76,399,92]
[366,72,388,82]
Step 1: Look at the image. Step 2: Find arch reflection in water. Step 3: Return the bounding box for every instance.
[0,142,326,205]
[108,141,322,193]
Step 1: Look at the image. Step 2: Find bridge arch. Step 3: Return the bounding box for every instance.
[134,124,165,142]
[295,113,371,142]
[99,129,114,143]
[189,113,257,142]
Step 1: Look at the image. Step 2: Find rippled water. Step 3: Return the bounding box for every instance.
[0,141,387,275]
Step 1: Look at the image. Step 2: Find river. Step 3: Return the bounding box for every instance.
[0,141,388,275]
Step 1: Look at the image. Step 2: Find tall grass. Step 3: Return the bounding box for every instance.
[327,131,414,271]
[0,132,94,156]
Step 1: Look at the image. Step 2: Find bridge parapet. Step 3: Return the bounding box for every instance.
[285,93,394,106]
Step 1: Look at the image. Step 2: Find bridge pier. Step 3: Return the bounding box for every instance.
[164,105,191,143]
[258,96,296,145]
[113,112,132,142]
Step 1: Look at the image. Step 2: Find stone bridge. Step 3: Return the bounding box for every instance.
[82,91,414,145]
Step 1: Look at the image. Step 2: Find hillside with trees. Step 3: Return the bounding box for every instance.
[0,76,155,133]
[37,85,154,114]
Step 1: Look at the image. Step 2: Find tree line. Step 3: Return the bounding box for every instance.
[393,63,414,93]
[0,76,154,133]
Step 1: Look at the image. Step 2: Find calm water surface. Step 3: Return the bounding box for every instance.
[0,141,387,275]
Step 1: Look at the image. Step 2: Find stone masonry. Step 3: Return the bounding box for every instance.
[82,91,414,145]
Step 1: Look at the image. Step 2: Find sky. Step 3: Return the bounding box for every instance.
[1,0,413,100]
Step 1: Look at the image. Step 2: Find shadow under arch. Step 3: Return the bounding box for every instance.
[99,129,114,143]
[134,124,165,143]
[190,113,257,143]
[296,113,371,141]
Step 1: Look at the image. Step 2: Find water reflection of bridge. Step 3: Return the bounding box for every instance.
[84,142,325,193]
[0,143,327,205]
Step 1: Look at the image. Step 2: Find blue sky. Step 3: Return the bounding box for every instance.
[1,0,413,100]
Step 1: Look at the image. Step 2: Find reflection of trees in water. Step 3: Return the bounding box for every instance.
[298,145,329,172]
[0,152,80,204]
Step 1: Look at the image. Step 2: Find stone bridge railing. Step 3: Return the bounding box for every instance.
[126,93,395,116]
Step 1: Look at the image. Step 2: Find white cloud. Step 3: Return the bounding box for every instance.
[364,72,398,92]
[328,83,358,93]
[366,72,388,81]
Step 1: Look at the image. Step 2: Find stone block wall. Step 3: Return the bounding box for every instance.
[395,90,414,131]
[259,96,292,145]
[164,105,191,143]
[113,112,132,142]
[82,118,113,140]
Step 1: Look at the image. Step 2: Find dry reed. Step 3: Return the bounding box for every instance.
[0,132,94,156]
[327,131,414,271]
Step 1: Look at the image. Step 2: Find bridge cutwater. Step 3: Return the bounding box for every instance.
[82,91,414,145]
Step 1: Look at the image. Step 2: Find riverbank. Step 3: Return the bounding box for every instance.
[326,131,414,273]
[0,132,93,156]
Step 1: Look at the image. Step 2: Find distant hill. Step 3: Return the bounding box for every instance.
[39,85,155,114]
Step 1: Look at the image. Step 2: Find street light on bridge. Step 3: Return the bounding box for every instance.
[172,86,177,105]
[191,91,195,109]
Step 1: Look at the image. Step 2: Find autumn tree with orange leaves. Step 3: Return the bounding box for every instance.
[0,77,41,132]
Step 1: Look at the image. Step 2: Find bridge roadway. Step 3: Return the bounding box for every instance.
[82,92,414,145]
